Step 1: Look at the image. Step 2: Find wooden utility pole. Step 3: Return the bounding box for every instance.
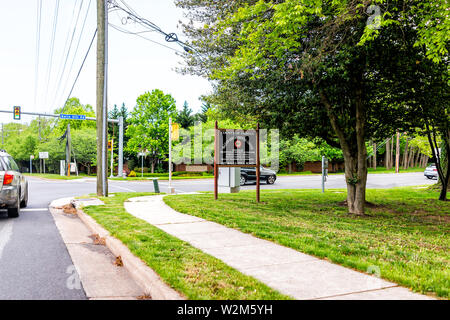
[395,131,400,173]
[96,0,108,196]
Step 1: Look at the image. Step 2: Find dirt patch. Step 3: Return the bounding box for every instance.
[62,203,77,215]
[90,234,106,246]
[114,256,123,267]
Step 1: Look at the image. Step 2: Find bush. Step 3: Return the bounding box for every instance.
[128,171,136,177]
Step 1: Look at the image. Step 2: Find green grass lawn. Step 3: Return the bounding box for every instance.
[367,166,426,174]
[82,192,290,300]
[164,187,449,299]
[24,173,91,180]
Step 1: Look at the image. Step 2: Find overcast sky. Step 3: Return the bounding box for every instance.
[0,0,211,124]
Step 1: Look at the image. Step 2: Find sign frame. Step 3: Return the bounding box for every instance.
[214,121,261,202]
[39,152,49,159]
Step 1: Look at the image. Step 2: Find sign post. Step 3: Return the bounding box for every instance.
[168,118,178,194]
[30,155,34,174]
[322,156,329,193]
[39,152,49,174]
[109,139,114,178]
[138,150,147,178]
[214,121,260,202]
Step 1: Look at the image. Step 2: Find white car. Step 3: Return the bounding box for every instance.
[0,150,28,218]
[424,165,438,180]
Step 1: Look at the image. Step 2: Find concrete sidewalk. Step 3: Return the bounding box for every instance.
[50,202,145,300]
[124,195,434,300]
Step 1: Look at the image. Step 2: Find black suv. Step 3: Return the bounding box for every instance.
[240,166,277,186]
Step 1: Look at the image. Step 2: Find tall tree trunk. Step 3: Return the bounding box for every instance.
[288,162,292,174]
[385,139,390,169]
[389,136,395,169]
[414,151,420,168]
[424,156,429,167]
[320,89,368,216]
[373,143,377,169]
[409,147,416,168]
[403,138,409,169]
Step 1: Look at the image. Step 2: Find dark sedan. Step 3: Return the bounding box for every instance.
[240,166,277,185]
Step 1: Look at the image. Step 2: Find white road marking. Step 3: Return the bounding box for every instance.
[21,208,49,212]
[0,220,14,260]
[111,185,137,192]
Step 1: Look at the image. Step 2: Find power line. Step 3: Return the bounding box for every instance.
[40,29,98,142]
[44,0,61,111]
[33,0,42,112]
[108,0,194,53]
[51,0,84,109]
[57,0,93,111]
[109,23,186,54]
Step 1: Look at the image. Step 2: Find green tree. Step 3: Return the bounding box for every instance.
[54,97,96,133]
[177,0,448,214]
[72,129,98,175]
[176,101,195,129]
[194,101,212,123]
[126,90,177,173]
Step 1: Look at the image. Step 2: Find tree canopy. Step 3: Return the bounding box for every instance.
[126,89,178,172]
[176,0,449,213]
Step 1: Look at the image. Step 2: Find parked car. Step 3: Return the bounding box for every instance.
[240,166,277,185]
[0,150,28,218]
[424,164,438,180]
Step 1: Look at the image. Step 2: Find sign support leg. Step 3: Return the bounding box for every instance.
[214,121,218,200]
[256,123,260,203]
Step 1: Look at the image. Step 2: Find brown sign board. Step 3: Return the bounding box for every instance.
[218,129,257,166]
[214,123,260,202]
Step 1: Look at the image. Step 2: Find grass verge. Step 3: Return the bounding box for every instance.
[164,187,449,299]
[24,173,90,180]
[82,192,290,300]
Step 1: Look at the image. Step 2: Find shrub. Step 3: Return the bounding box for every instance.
[128,171,136,177]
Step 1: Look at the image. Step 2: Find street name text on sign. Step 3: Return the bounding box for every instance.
[60,114,87,120]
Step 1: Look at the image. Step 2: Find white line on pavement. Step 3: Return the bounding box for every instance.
[111,185,137,192]
[0,220,14,260]
[21,208,49,212]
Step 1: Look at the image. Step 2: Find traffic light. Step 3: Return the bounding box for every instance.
[13,106,21,120]
[108,140,112,151]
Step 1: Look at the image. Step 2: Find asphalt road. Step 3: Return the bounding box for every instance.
[0,172,435,299]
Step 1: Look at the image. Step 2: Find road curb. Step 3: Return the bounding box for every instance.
[71,203,185,300]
